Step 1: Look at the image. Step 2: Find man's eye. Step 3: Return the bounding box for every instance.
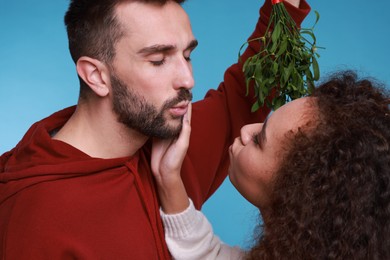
[150,59,165,66]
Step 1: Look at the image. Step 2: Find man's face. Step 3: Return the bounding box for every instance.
[111,73,192,138]
[110,1,197,138]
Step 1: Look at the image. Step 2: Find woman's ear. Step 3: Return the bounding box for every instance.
[76,56,111,97]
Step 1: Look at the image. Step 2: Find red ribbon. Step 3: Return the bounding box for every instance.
[272,0,283,4]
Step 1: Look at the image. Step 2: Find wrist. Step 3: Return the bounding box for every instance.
[155,174,184,192]
[157,179,190,214]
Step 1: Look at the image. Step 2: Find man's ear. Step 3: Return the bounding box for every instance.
[76,56,111,97]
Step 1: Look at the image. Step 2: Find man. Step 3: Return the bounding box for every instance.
[0,0,309,258]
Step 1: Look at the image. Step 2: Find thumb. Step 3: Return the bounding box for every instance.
[175,102,192,153]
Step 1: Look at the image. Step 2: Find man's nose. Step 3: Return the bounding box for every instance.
[173,57,194,90]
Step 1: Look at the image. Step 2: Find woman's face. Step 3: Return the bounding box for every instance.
[228,97,313,209]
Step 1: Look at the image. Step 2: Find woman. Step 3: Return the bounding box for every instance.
[151,71,390,259]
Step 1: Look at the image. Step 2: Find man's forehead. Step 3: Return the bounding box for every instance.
[114,0,188,25]
[114,1,194,52]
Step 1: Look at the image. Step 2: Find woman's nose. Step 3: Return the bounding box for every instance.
[240,123,263,145]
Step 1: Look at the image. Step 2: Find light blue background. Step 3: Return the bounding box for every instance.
[1,0,389,249]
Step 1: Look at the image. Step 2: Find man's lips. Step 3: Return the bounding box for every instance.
[169,101,190,117]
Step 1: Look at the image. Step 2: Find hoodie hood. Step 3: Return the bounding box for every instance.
[0,106,133,204]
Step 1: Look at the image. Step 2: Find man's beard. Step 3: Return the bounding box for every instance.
[111,74,192,139]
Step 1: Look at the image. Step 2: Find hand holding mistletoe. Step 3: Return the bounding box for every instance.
[241,0,321,111]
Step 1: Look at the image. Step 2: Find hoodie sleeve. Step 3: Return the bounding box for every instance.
[0,150,13,172]
[184,0,311,209]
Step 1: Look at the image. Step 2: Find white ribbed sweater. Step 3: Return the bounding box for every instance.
[160,199,244,260]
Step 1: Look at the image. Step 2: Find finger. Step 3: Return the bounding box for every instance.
[185,102,192,124]
[175,103,192,152]
[151,138,163,175]
[151,103,192,176]
[151,138,172,174]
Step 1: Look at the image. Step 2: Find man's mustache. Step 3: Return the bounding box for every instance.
[163,89,193,109]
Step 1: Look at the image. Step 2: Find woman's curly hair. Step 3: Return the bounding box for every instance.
[247,71,390,259]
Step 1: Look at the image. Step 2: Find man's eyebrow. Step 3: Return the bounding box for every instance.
[187,39,198,51]
[137,39,198,55]
[137,44,175,55]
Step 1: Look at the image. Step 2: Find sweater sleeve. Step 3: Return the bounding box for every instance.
[184,0,311,209]
[160,199,245,260]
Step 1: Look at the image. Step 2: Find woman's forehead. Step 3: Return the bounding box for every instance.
[269,97,315,133]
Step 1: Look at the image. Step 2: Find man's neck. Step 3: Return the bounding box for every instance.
[53,102,148,159]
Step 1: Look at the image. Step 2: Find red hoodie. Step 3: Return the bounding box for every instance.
[0,2,309,259]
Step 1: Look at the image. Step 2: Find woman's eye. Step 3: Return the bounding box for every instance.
[185,56,191,62]
[252,132,264,149]
[252,133,260,145]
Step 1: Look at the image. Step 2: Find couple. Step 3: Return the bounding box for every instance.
[2,0,388,258]
[0,0,306,258]
[153,71,390,259]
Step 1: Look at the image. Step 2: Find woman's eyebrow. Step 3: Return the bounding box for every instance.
[260,117,269,144]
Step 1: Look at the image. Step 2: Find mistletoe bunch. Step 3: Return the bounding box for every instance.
[240,0,321,111]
